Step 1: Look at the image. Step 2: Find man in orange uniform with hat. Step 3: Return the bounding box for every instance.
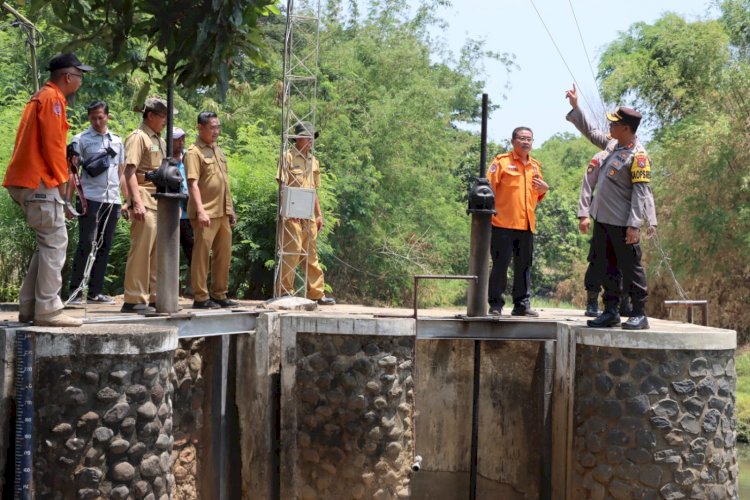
[487,126,549,316]
[4,53,92,326]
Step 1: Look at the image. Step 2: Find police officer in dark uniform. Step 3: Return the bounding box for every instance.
[565,84,657,330]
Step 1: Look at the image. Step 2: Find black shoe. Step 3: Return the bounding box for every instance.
[121,303,156,314]
[511,306,539,317]
[193,299,221,309]
[317,297,336,306]
[211,297,239,308]
[585,298,600,317]
[489,306,503,316]
[587,310,621,328]
[622,315,650,330]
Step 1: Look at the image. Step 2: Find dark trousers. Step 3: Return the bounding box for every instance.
[488,227,533,309]
[179,219,194,264]
[70,200,120,296]
[591,220,648,313]
[584,240,629,295]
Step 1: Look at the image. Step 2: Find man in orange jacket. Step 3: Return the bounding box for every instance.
[3,53,92,326]
[487,126,548,316]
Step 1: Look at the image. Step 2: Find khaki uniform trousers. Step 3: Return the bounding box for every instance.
[278,218,325,299]
[123,208,157,304]
[190,215,232,302]
[7,185,67,317]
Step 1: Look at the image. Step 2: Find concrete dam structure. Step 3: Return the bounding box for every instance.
[0,304,736,499]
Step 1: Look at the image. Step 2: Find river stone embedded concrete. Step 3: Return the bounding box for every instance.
[24,324,177,499]
[279,315,416,499]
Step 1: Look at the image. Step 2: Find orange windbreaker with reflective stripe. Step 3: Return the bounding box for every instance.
[3,82,70,189]
[487,151,545,232]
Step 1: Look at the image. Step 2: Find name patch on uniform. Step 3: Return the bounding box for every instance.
[506,164,518,171]
[631,153,651,183]
[150,144,160,152]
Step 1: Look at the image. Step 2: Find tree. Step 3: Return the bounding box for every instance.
[28,0,279,97]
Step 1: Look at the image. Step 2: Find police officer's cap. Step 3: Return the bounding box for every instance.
[47,53,93,73]
[294,121,319,139]
[606,106,642,130]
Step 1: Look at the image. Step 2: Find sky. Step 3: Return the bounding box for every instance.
[431,0,717,145]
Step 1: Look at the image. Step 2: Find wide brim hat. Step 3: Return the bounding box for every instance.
[294,121,319,139]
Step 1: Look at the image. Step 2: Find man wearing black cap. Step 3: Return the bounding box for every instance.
[276,121,336,305]
[3,53,92,327]
[565,84,657,330]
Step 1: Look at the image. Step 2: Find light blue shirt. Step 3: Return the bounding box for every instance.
[72,126,125,204]
[177,157,189,219]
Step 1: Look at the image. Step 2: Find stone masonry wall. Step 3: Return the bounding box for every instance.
[35,353,174,499]
[292,333,415,499]
[573,346,737,499]
[170,338,205,500]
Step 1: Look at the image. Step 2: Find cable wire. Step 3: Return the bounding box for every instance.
[566,0,604,107]
[527,0,599,119]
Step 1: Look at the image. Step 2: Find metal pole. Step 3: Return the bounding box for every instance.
[2,2,39,92]
[466,94,493,317]
[155,74,180,313]
[469,339,481,500]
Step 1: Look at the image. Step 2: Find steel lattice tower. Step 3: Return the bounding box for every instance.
[274,0,321,298]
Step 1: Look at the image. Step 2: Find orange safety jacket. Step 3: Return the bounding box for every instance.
[3,82,70,190]
[487,151,545,232]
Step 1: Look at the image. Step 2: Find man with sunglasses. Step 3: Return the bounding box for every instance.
[565,84,657,330]
[3,53,92,326]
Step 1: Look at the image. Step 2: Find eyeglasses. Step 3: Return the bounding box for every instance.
[514,136,534,143]
[63,72,84,79]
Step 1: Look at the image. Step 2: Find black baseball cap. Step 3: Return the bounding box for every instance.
[47,53,93,73]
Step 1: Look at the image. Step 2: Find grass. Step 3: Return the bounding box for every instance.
[736,348,750,442]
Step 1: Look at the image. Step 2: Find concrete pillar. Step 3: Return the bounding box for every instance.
[279,315,417,499]
[569,328,738,499]
[22,324,177,499]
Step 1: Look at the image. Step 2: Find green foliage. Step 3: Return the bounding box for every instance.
[599,14,730,125]
[28,0,279,95]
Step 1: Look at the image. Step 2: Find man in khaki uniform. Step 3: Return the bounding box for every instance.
[276,122,335,305]
[185,111,238,309]
[121,97,167,313]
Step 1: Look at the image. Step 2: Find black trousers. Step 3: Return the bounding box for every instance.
[179,219,194,264]
[591,220,648,313]
[70,200,120,296]
[584,239,630,297]
[488,227,533,309]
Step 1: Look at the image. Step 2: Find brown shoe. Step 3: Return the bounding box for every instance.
[35,310,83,327]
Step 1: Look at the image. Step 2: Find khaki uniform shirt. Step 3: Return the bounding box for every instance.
[185,138,233,219]
[124,123,165,210]
[277,146,320,189]
[567,107,657,228]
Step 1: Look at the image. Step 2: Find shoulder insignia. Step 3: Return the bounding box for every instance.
[631,154,651,183]
[53,102,62,117]
[609,169,616,177]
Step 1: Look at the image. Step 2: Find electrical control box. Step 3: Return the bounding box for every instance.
[280,186,316,219]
